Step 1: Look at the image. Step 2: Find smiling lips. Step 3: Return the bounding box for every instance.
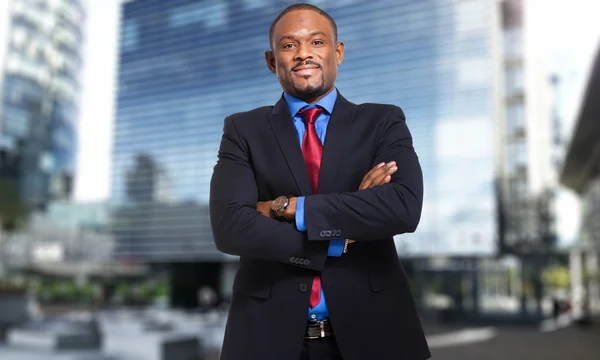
[293,65,320,76]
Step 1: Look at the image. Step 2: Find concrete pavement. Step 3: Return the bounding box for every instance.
[429,324,599,360]
[1,310,598,359]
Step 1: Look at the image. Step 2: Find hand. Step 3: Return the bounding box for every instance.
[347,161,397,246]
[358,161,397,190]
[256,200,273,218]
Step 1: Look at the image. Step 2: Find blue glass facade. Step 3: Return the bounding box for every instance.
[1,0,85,207]
[112,0,497,260]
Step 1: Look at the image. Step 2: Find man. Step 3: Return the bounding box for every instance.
[210,3,430,360]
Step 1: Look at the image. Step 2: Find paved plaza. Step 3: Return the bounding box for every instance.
[430,324,599,360]
[0,310,598,359]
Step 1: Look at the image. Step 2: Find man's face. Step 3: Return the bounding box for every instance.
[266,10,344,103]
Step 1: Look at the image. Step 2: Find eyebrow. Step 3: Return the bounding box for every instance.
[278,31,328,43]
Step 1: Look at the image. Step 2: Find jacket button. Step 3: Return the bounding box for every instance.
[319,231,326,237]
[334,230,342,237]
[325,230,332,237]
[303,259,310,266]
[299,284,308,293]
[289,257,296,263]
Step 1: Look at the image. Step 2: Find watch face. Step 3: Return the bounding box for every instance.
[271,196,289,214]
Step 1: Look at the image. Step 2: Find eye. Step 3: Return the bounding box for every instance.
[312,40,324,46]
[282,43,296,49]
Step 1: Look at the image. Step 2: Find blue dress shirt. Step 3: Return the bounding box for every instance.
[283,89,344,321]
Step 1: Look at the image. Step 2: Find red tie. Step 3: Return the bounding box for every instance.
[299,106,324,308]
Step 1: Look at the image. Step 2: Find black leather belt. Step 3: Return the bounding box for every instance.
[305,318,333,339]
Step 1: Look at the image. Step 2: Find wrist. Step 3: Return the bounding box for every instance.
[283,197,297,221]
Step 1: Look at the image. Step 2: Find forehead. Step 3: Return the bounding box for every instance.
[274,10,333,38]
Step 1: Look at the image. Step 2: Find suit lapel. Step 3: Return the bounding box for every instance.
[318,93,356,194]
[268,96,313,195]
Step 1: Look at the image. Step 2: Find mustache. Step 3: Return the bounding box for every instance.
[292,60,321,70]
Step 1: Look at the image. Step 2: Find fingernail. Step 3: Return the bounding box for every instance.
[387,161,396,166]
[389,166,397,173]
[385,175,391,181]
[377,162,385,167]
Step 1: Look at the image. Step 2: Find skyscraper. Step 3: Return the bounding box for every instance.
[0,0,86,209]
[498,0,558,255]
[113,0,501,259]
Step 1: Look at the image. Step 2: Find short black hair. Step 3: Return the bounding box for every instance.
[269,3,338,49]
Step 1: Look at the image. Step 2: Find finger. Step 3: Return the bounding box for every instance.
[347,240,356,244]
[360,162,385,184]
[359,162,389,190]
[372,165,397,186]
[360,162,396,190]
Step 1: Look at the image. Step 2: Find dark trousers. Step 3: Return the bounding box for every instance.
[300,336,343,360]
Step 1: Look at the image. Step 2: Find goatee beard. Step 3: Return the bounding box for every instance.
[294,82,325,101]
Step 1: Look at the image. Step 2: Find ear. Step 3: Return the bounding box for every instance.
[265,50,277,74]
[335,41,345,66]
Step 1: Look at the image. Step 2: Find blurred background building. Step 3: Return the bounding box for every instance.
[112,0,503,310]
[561,42,600,318]
[0,0,91,283]
[0,0,85,209]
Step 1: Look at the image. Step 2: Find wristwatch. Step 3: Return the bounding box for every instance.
[271,195,290,218]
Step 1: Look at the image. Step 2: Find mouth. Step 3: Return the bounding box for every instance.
[292,66,320,76]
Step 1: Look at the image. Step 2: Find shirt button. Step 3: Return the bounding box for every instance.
[299,284,308,293]
[311,314,316,319]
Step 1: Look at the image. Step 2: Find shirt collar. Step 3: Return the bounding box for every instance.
[283,88,338,117]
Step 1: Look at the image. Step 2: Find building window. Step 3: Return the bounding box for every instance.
[2,105,30,137]
[509,178,527,200]
[168,1,227,29]
[505,66,523,97]
[506,102,525,133]
[507,139,527,175]
[504,28,522,59]
[121,20,138,51]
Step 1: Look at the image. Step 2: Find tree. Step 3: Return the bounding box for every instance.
[0,179,30,232]
[0,148,30,233]
[0,149,31,276]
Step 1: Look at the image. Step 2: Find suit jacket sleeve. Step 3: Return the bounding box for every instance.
[209,115,329,271]
[303,105,423,241]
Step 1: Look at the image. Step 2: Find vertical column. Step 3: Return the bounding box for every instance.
[471,258,480,315]
[220,261,238,303]
[520,260,528,316]
[585,252,599,313]
[569,249,583,318]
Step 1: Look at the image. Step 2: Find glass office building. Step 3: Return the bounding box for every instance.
[112,0,500,261]
[0,0,85,208]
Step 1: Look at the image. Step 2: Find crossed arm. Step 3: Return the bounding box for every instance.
[256,161,399,248]
[209,106,423,270]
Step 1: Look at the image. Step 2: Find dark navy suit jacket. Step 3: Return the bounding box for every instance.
[209,92,431,360]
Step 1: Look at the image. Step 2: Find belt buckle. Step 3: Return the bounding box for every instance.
[319,321,325,338]
[305,319,327,339]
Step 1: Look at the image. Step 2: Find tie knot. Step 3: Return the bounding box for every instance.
[298,106,323,125]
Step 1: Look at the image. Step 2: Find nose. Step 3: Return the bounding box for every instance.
[294,42,313,61]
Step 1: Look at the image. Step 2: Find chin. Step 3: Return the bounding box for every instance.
[294,84,325,99]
